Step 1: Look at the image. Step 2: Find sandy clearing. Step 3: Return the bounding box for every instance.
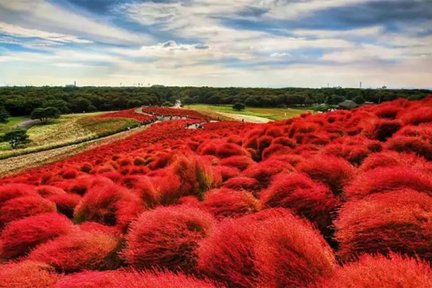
[216,112,271,123]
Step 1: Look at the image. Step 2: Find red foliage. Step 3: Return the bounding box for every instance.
[219,155,255,171]
[260,173,339,234]
[0,183,36,205]
[196,209,286,286]
[298,156,355,195]
[359,151,432,172]
[202,188,259,219]
[0,196,56,227]
[1,213,75,259]
[97,109,155,123]
[223,176,261,194]
[345,166,432,200]
[319,253,432,288]
[28,231,120,272]
[55,270,217,288]
[123,206,215,272]
[242,158,294,188]
[73,183,143,232]
[47,193,81,218]
[335,189,432,262]
[0,260,59,288]
[255,216,336,288]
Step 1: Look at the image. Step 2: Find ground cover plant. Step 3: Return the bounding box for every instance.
[0,97,432,287]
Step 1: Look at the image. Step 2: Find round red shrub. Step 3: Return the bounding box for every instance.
[123,205,215,272]
[223,176,261,194]
[197,209,294,288]
[255,215,336,288]
[36,185,66,197]
[29,231,121,272]
[344,166,432,200]
[47,193,81,218]
[298,156,355,195]
[1,212,75,259]
[78,221,121,235]
[121,175,158,208]
[319,253,432,288]
[73,182,144,232]
[0,183,36,205]
[0,260,59,288]
[55,270,217,288]
[260,173,339,235]
[335,189,432,262]
[242,158,294,188]
[360,151,432,172]
[0,196,56,227]
[202,188,259,220]
[219,155,255,171]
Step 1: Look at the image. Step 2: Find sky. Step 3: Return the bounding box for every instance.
[0,0,431,88]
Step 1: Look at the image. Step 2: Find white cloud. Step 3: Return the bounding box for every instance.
[0,1,152,45]
[0,21,92,44]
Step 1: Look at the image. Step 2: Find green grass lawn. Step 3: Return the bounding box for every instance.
[185,104,311,120]
[0,112,139,156]
[0,116,26,134]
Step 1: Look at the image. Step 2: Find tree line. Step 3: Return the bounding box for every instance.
[0,86,429,117]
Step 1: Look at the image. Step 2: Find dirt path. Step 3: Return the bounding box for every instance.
[0,124,151,177]
[216,112,270,123]
[12,118,40,130]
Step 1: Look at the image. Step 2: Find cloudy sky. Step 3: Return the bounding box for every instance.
[0,0,431,88]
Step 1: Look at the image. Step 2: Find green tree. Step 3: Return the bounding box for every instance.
[232,102,245,111]
[31,107,61,124]
[0,105,9,123]
[4,129,30,149]
[162,101,174,107]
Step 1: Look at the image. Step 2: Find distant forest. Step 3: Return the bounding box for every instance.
[0,86,429,116]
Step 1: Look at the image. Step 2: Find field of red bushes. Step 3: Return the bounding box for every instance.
[1,97,432,287]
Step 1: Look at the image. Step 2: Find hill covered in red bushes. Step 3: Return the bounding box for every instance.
[1,97,432,287]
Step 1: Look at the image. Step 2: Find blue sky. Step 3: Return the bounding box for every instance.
[0,0,431,88]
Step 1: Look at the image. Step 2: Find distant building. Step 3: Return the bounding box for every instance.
[338,100,358,109]
[65,81,77,88]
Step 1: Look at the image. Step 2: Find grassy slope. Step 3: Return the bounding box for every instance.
[0,112,140,158]
[184,104,310,120]
[0,116,26,133]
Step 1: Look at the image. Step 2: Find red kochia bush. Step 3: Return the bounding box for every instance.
[202,188,259,219]
[73,183,143,232]
[359,151,432,172]
[344,166,432,200]
[47,193,81,218]
[219,155,255,171]
[197,217,262,288]
[335,190,432,262]
[0,260,59,288]
[255,216,336,288]
[298,156,355,195]
[54,270,217,288]
[1,212,75,259]
[260,173,338,234]
[123,206,215,272]
[28,231,121,272]
[0,183,36,204]
[319,253,432,288]
[0,196,56,227]
[223,176,261,194]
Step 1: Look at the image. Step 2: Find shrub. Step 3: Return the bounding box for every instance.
[73,183,144,232]
[319,253,432,288]
[0,196,56,227]
[203,188,259,219]
[54,270,217,288]
[223,176,261,194]
[335,190,432,262]
[254,216,336,288]
[344,166,432,200]
[47,193,81,218]
[36,186,66,197]
[298,156,355,195]
[1,213,75,259]
[0,183,36,205]
[123,206,215,272]
[242,159,294,188]
[260,173,339,235]
[28,231,121,272]
[359,151,432,172]
[219,155,255,171]
[121,175,158,208]
[197,209,294,288]
[0,260,59,288]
